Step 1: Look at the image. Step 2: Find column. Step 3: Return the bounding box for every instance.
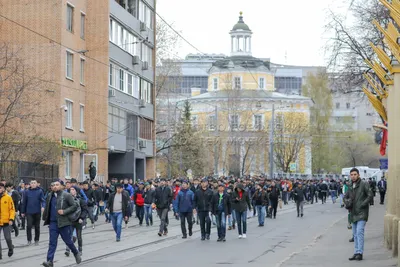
[237,36,240,52]
[231,36,234,52]
[244,36,247,52]
[249,37,252,53]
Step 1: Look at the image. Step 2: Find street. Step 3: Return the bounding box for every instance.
[1,198,395,267]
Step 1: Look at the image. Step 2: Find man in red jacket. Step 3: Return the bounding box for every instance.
[133,183,145,226]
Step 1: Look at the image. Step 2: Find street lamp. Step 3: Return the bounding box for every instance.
[373,123,388,131]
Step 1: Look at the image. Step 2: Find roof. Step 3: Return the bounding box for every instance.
[232,12,251,31]
[188,90,312,103]
[212,56,270,69]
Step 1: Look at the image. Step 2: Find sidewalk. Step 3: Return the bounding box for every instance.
[279,202,397,267]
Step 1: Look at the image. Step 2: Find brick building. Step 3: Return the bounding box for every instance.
[0,0,156,182]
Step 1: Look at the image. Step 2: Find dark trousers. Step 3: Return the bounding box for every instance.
[321,192,327,203]
[67,222,83,252]
[27,213,41,242]
[270,199,278,218]
[380,191,386,204]
[47,222,78,262]
[157,208,169,233]
[0,225,13,255]
[198,211,211,237]
[136,205,145,224]
[179,212,193,236]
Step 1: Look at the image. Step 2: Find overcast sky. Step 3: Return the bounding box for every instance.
[157,0,349,66]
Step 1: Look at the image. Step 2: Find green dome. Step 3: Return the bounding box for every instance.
[232,12,251,31]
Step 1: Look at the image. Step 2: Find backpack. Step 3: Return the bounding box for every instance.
[68,197,82,222]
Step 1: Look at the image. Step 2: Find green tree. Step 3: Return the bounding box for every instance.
[302,71,333,173]
[171,100,205,176]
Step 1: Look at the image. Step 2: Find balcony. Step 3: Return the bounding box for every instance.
[114,0,137,17]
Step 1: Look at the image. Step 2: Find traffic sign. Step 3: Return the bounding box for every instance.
[289,163,297,172]
[379,158,388,170]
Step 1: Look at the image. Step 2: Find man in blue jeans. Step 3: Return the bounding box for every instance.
[211,183,231,242]
[106,184,129,242]
[232,183,251,239]
[345,168,372,261]
[252,183,269,226]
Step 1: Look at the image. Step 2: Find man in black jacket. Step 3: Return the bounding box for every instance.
[253,183,269,226]
[211,184,231,242]
[42,181,81,267]
[232,183,251,239]
[294,183,307,218]
[5,183,20,237]
[143,183,155,226]
[194,178,213,240]
[106,184,129,242]
[82,181,96,229]
[267,181,280,219]
[152,178,173,237]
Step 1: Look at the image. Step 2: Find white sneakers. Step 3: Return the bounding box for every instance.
[238,235,242,239]
[242,234,247,239]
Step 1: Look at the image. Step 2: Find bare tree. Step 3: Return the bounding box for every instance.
[325,0,390,93]
[0,43,60,163]
[273,111,309,173]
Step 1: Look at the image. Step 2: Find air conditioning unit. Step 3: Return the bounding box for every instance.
[139,139,147,148]
[109,145,115,152]
[140,22,146,32]
[132,55,140,65]
[139,99,146,108]
[142,61,149,70]
[109,89,116,97]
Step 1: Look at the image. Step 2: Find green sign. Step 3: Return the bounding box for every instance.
[289,163,297,172]
[61,138,88,150]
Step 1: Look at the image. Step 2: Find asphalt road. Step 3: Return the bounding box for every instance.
[2,198,392,267]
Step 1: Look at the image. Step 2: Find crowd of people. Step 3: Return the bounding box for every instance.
[0,170,387,265]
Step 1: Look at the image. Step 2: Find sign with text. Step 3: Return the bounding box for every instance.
[61,138,88,150]
[289,163,297,172]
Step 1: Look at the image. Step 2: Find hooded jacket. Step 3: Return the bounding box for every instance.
[232,184,251,212]
[0,193,15,226]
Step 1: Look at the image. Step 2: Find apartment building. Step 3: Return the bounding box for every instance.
[108,0,156,181]
[0,0,156,182]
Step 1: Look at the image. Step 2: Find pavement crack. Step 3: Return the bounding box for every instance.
[248,240,288,263]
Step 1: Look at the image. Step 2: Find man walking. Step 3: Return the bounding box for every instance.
[5,183,20,237]
[194,178,213,240]
[267,181,280,219]
[133,182,145,226]
[175,180,194,239]
[253,183,268,226]
[21,179,45,246]
[293,182,307,218]
[42,181,81,267]
[232,183,251,239]
[211,184,231,242]
[345,168,373,261]
[0,183,15,260]
[106,184,129,242]
[143,182,155,226]
[378,177,387,205]
[152,178,173,237]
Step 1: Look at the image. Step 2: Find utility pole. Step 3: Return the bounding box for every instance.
[214,106,219,177]
[269,104,275,179]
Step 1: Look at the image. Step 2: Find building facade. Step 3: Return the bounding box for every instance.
[107,0,156,181]
[183,13,312,177]
[0,0,156,182]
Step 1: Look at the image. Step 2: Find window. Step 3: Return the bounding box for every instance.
[133,75,140,99]
[127,74,133,95]
[208,115,216,131]
[66,51,73,79]
[336,102,340,109]
[128,0,137,17]
[230,114,239,130]
[234,77,241,90]
[139,117,153,140]
[109,19,113,41]
[254,115,262,130]
[65,100,73,129]
[108,105,127,135]
[141,44,153,67]
[109,63,114,86]
[213,78,218,90]
[140,79,152,104]
[346,103,351,109]
[119,69,125,91]
[80,58,85,84]
[259,77,265,89]
[80,104,85,131]
[109,19,140,56]
[366,112,372,116]
[65,151,72,178]
[80,13,85,39]
[139,1,154,30]
[66,4,74,32]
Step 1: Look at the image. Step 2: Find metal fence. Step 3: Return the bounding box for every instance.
[0,160,59,189]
